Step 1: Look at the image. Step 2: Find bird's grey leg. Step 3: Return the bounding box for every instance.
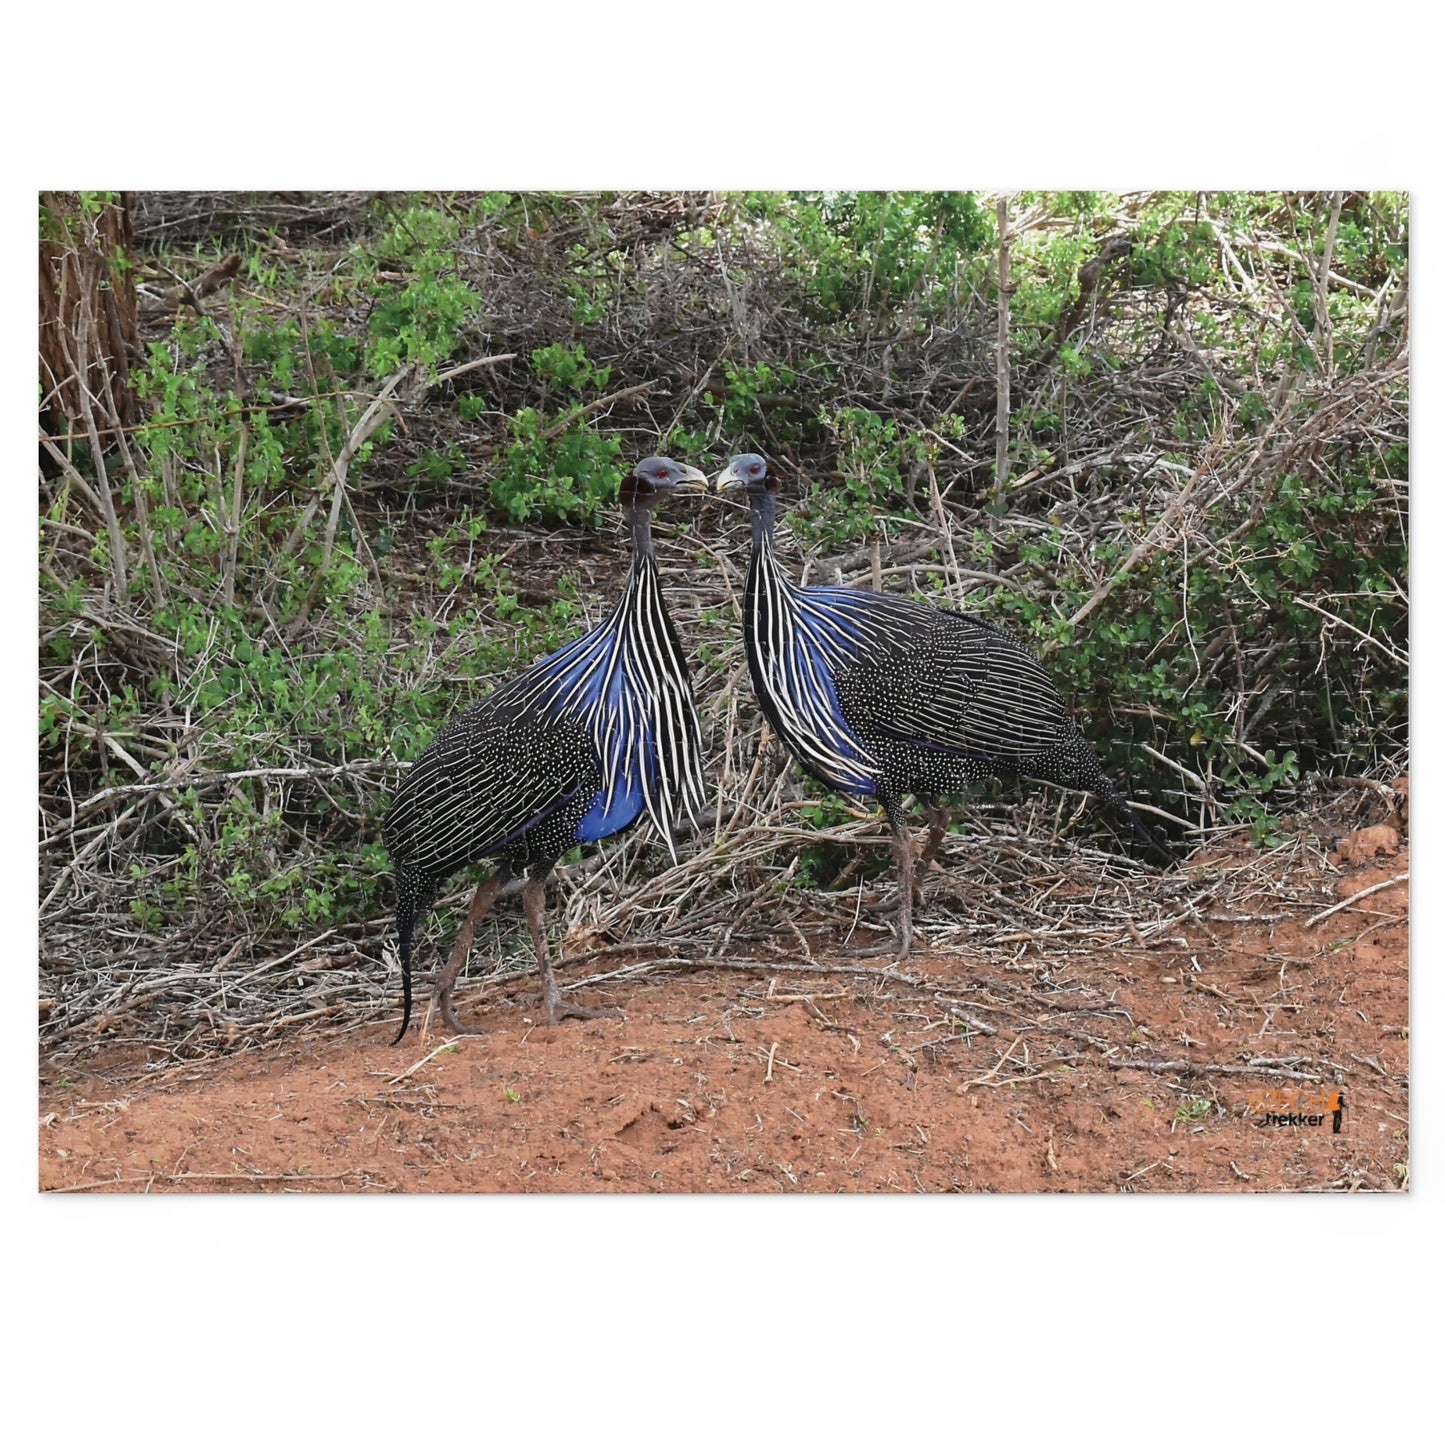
[918,799,950,870]
[915,799,952,906]
[846,801,916,959]
[891,811,915,957]
[865,798,950,918]
[524,865,621,1026]
[433,869,510,1034]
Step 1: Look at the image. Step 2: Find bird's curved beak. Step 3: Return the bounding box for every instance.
[712,459,745,492]
[670,463,709,494]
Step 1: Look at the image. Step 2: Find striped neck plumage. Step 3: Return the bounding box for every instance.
[748,490,794,614]
[605,500,705,851]
[741,486,878,796]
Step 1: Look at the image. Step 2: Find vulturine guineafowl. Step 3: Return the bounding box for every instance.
[383,457,708,1041]
[714,452,1173,958]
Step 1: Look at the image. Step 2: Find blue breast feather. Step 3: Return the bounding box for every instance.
[576,653,655,839]
[797,631,875,795]
[531,620,659,843]
[778,586,878,796]
[575,771,646,840]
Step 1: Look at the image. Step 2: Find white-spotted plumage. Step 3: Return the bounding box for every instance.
[383,457,707,1040]
[719,450,1172,960]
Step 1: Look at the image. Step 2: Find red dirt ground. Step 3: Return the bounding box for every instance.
[38,828,1408,1194]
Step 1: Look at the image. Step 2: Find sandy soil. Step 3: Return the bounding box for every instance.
[38,821,1408,1194]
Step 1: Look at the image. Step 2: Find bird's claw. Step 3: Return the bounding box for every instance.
[542,984,622,1026]
[436,990,486,1035]
[861,886,928,917]
[841,940,913,960]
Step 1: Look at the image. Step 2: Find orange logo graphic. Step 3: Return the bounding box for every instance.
[1247,1088,1345,1132]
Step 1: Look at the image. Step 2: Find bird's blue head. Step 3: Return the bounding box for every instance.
[713,453,773,495]
[621,456,709,510]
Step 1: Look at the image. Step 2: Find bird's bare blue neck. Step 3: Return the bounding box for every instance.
[624,501,656,562]
[750,488,777,549]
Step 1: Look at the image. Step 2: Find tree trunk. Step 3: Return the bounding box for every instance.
[39,192,140,598]
[39,191,140,441]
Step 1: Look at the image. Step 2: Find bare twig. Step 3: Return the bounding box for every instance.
[1306,872,1407,927]
[1066,434,1222,629]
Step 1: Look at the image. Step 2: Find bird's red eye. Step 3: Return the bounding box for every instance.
[749,465,760,475]
[655,469,668,478]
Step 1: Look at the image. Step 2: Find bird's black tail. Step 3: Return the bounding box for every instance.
[391,866,436,1046]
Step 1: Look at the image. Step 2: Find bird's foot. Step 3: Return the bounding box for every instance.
[841,936,915,961]
[436,989,486,1036]
[861,885,928,918]
[841,917,917,960]
[542,984,622,1027]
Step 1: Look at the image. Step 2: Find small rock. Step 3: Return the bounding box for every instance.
[1334,824,1400,866]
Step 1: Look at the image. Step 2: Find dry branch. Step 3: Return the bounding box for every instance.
[1066,434,1222,630]
[1305,872,1407,927]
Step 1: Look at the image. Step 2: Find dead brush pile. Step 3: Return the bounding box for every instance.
[39,190,1407,1066]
